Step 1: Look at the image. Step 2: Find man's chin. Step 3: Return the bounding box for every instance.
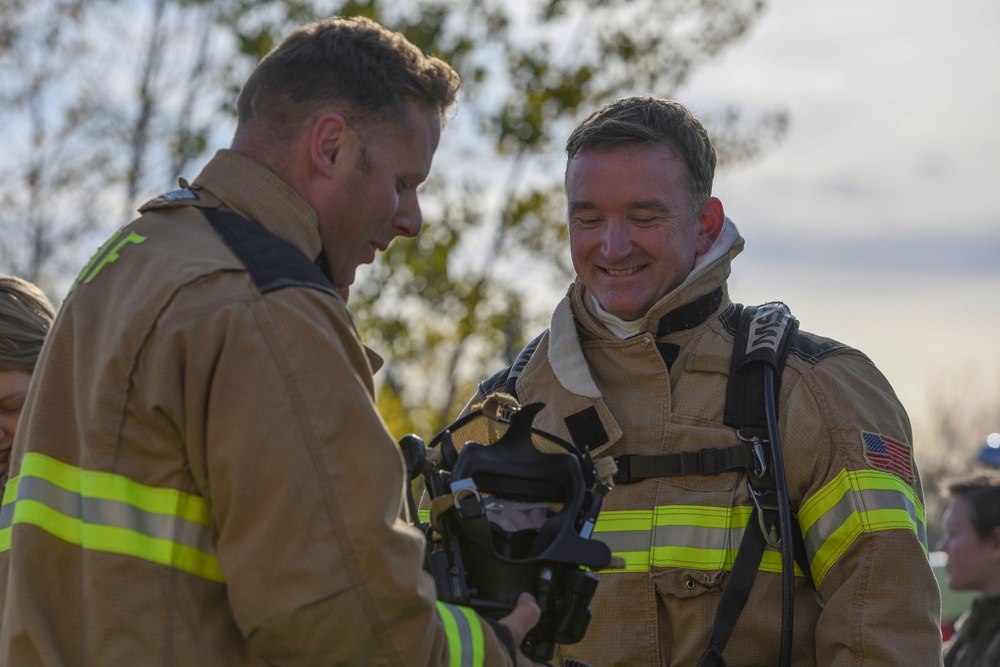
[593,294,649,322]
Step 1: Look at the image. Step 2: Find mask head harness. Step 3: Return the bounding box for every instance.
[403,396,613,663]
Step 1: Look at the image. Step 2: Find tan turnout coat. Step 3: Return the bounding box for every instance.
[0,150,513,666]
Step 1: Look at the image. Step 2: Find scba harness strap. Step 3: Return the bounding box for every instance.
[697,302,799,667]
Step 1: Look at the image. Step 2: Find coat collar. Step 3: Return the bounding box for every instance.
[546,218,741,398]
[191,149,323,263]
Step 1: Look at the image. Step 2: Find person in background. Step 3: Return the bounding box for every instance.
[0,275,55,497]
[468,96,942,665]
[938,472,1000,667]
[0,16,539,666]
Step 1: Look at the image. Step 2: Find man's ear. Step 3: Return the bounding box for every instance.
[989,526,1000,559]
[309,113,351,176]
[695,196,725,255]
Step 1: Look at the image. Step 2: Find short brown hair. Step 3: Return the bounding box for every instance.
[565,96,716,211]
[943,472,1000,540]
[0,275,55,372]
[235,16,460,142]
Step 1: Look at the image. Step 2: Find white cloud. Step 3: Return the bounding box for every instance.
[681,0,1000,426]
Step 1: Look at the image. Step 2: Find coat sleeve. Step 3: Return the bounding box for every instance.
[780,349,943,666]
[160,280,514,666]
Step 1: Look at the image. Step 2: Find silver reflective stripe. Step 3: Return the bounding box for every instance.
[596,520,736,552]
[804,486,925,561]
[451,604,475,667]
[653,522,731,551]
[799,469,927,586]
[2,475,213,553]
[596,528,649,553]
[437,601,485,667]
[0,453,222,582]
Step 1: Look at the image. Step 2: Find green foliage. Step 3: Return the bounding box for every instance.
[340,0,787,437]
[0,0,788,440]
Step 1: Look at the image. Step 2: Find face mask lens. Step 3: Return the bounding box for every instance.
[482,496,558,532]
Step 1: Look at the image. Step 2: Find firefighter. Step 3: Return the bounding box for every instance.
[469,96,942,665]
[0,16,539,666]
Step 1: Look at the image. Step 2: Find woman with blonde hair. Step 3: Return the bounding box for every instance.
[0,275,55,490]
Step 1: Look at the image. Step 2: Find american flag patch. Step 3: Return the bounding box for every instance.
[861,431,914,482]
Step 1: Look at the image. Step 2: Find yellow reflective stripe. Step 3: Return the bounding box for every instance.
[657,504,743,529]
[436,601,484,667]
[0,453,222,583]
[652,544,731,569]
[759,549,799,574]
[799,468,926,587]
[592,505,804,577]
[18,453,212,525]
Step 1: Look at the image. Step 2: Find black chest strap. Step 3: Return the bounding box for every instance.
[613,443,760,483]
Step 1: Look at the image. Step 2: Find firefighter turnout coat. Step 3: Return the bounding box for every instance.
[471,220,943,666]
[0,150,513,666]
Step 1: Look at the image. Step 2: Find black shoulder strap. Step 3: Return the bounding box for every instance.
[700,301,801,667]
[723,302,811,585]
[477,329,546,399]
[724,302,798,434]
[199,208,338,298]
[504,329,546,395]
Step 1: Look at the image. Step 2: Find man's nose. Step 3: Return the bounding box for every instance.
[601,220,631,259]
[393,193,422,239]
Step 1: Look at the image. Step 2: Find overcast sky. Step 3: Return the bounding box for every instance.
[677,0,1000,433]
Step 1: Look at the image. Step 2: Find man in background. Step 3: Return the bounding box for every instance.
[938,472,1000,666]
[0,16,538,666]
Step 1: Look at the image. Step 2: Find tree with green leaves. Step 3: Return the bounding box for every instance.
[0,0,224,292]
[0,0,787,438]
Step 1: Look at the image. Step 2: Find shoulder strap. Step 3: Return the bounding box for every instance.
[723,302,798,435]
[477,329,547,399]
[199,208,338,298]
[700,301,801,667]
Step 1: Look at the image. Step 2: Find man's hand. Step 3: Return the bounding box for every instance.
[499,593,544,667]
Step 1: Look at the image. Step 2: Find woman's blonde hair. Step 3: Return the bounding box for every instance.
[0,275,55,372]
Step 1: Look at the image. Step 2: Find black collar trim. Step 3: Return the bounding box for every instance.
[656,287,724,337]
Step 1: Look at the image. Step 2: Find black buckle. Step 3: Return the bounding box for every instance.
[699,448,721,475]
[613,456,633,484]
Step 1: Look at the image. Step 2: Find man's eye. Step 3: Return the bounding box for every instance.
[573,217,601,226]
[0,402,24,415]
